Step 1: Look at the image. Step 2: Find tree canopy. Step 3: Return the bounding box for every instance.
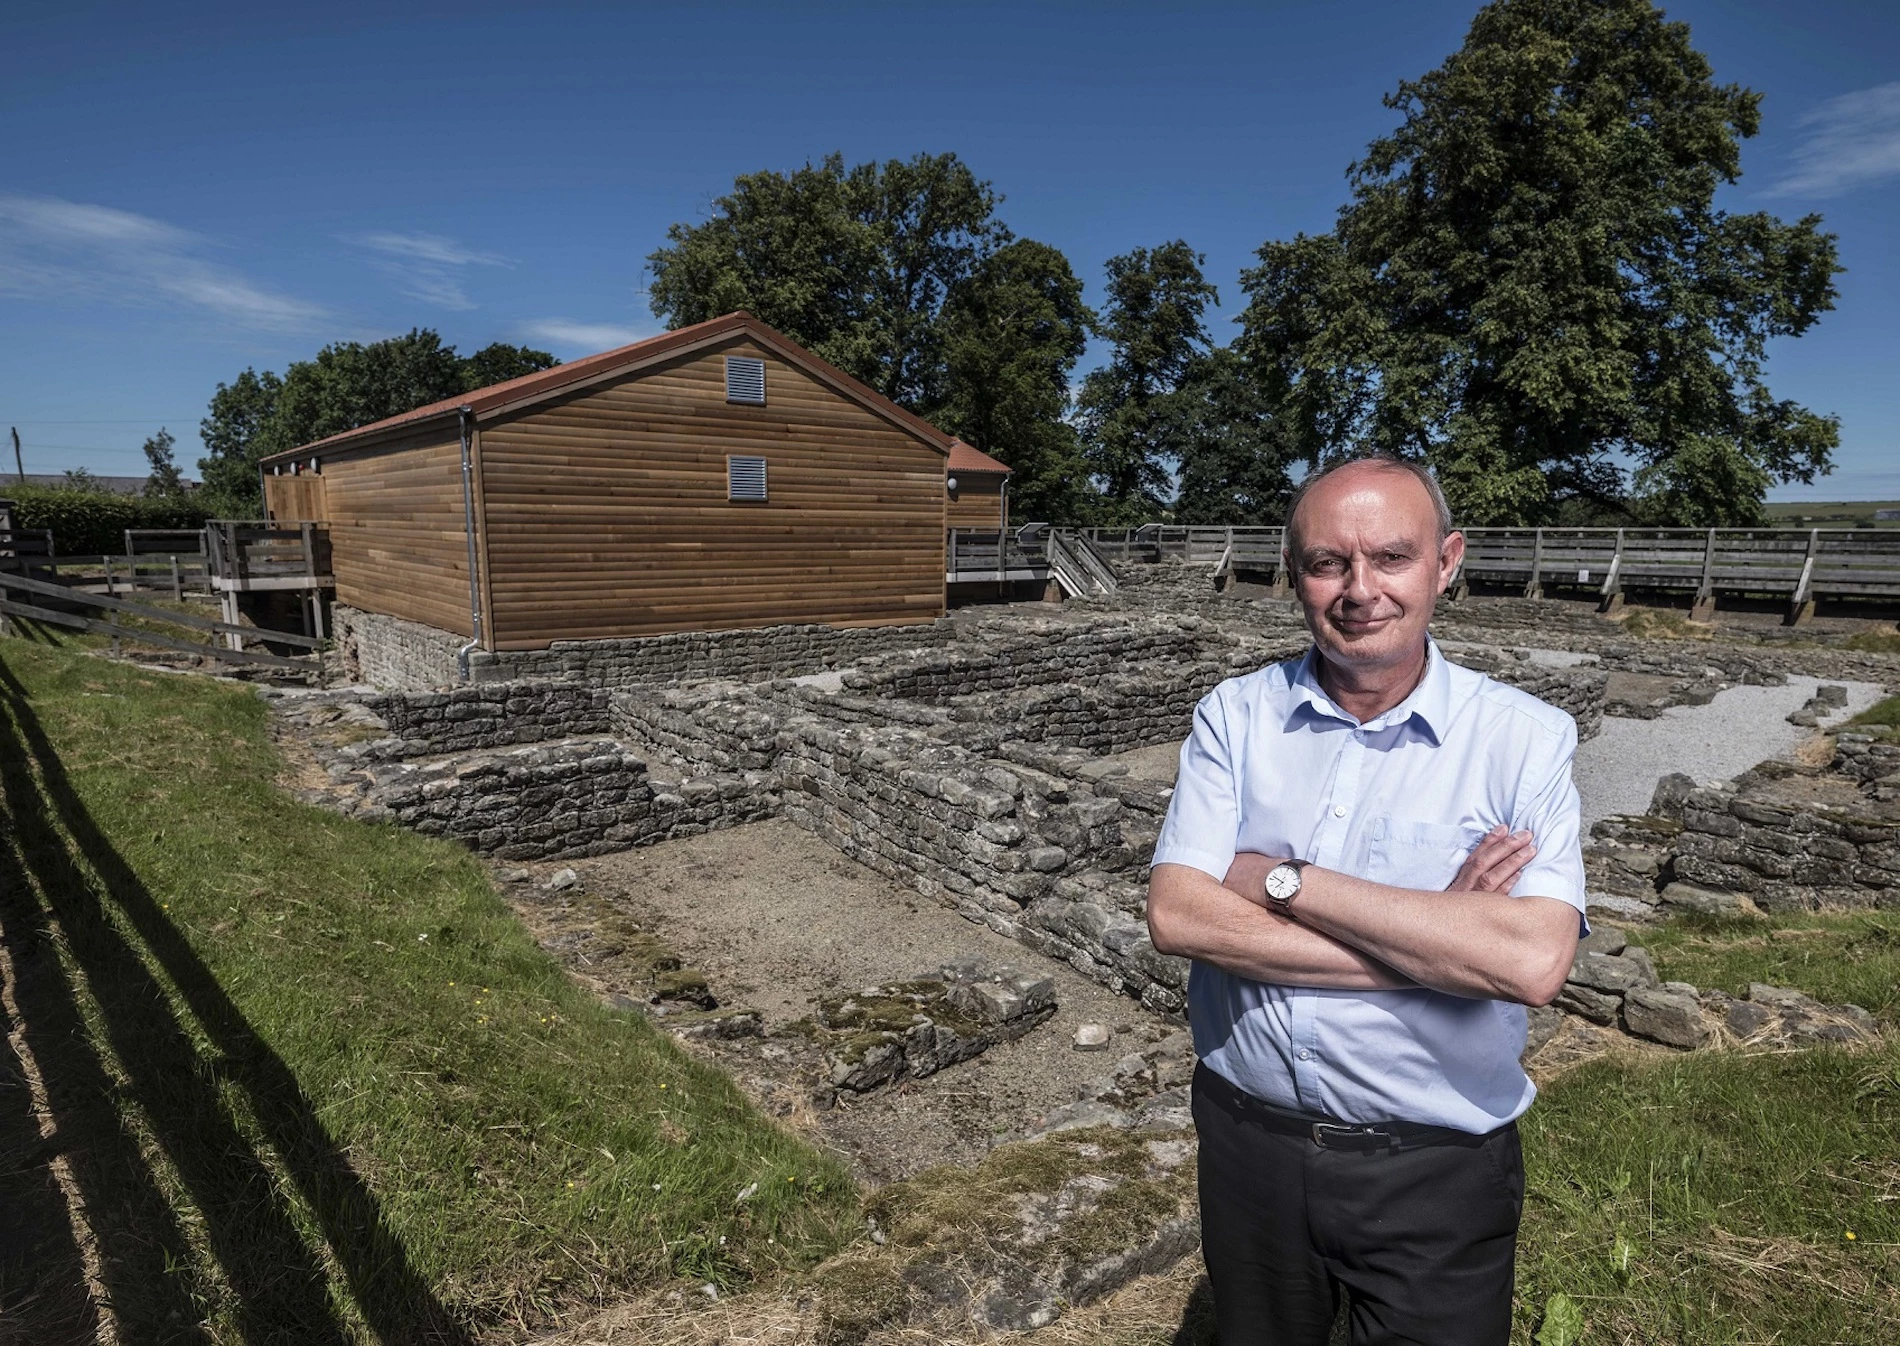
[1075,242,1220,523]
[648,153,1097,521]
[1238,0,1841,526]
[197,332,554,516]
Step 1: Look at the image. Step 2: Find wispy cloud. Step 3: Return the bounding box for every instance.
[1767,81,1900,199]
[346,230,509,311]
[0,193,328,329]
[520,318,650,352]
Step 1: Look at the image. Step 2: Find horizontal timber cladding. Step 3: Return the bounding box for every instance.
[321,429,474,637]
[263,473,329,523]
[946,472,1008,531]
[476,336,947,648]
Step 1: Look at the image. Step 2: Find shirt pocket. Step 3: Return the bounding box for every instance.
[1365,815,1487,891]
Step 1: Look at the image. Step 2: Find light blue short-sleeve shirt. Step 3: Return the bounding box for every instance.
[1152,640,1586,1134]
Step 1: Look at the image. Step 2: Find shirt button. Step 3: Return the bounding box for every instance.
[1297,1050,1312,1061]
[1332,805,1347,818]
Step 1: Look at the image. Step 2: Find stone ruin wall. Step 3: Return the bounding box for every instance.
[1668,746,1900,913]
[292,610,1612,1016]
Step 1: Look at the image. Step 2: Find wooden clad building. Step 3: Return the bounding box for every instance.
[945,438,1011,531]
[258,313,965,650]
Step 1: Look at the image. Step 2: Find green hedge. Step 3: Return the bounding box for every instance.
[2,487,213,558]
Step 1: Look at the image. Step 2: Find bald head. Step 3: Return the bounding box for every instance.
[1284,457,1452,559]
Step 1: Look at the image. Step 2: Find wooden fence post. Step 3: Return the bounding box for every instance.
[1691,528,1717,620]
[1524,529,1545,599]
[1787,529,1820,626]
[170,555,182,602]
[1599,529,1626,613]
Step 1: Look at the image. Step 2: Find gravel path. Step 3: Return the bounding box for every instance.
[1111,663,1889,827]
[1572,673,1886,825]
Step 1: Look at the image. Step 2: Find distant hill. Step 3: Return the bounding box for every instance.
[1763,500,1900,529]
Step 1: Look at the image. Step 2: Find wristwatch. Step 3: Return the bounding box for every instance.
[1264,859,1310,915]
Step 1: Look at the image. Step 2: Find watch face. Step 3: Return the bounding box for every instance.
[1266,864,1300,901]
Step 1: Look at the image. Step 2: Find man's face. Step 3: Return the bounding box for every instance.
[1287,465,1464,679]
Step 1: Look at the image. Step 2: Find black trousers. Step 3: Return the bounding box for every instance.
[1192,1064,1523,1346]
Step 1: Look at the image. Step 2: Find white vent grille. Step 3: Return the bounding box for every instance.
[725,355,766,405]
[727,455,768,502]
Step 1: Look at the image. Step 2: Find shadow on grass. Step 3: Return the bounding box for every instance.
[0,653,472,1344]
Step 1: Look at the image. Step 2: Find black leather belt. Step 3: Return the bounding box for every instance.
[1195,1062,1496,1153]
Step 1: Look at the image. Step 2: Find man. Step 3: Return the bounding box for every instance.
[1146,456,1585,1346]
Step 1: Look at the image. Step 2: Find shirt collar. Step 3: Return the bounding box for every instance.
[1287,638,1451,743]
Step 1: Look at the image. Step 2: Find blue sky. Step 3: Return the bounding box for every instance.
[2,0,1895,499]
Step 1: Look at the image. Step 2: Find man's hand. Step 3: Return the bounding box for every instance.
[1448,825,1537,893]
[1222,852,1279,906]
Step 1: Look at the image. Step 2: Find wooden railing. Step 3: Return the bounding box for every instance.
[206,521,333,591]
[946,528,1049,582]
[1074,522,1900,609]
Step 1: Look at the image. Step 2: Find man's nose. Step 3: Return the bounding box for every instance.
[1343,556,1378,603]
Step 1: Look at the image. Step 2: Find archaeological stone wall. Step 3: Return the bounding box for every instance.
[294,604,1613,1014]
[364,682,611,757]
[316,737,773,861]
[334,607,469,690]
[464,620,958,690]
[838,617,1236,703]
[336,604,960,692]
[1671,763,1900,912]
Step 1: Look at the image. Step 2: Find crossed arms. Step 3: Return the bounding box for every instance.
[1146,828,1579,1006]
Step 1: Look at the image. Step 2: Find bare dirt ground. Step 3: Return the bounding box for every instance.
[540,819,1178,1185]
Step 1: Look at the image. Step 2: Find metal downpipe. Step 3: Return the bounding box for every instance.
[456,405,483,681]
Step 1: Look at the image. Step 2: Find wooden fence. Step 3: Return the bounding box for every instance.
[1077,523,1900,616]
[0,568,324,673]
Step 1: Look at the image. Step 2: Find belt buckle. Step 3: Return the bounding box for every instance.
[1311,1121,1395,1151]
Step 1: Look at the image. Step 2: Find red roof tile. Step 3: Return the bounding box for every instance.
[948,438,1011,475]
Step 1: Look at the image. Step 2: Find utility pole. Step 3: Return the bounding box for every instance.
[9,427,21,483]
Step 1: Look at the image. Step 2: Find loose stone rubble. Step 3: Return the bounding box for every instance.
[815,959,1058,1093]
[1532,923,1875,1055]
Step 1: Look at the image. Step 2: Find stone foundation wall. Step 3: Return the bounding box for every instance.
[337,605,961,692]
[334,607,466,690]
[366,682,611,757]
[1672,765,1900,912]
[464,619,958,689]
[839,616,1259,703]
[320,738,772,861]
[775,721,1191,1013]
[941,658,1265,757]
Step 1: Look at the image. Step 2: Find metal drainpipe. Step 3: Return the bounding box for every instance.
[456,406,484,681]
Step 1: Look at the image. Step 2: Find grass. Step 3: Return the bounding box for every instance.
[1517,1043,1900,1343]
[0,632,857,1343]
[1642,910,1900,1021]
[1850,695,1900,730]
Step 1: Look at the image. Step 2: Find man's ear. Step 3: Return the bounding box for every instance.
[1436,531,1466,593]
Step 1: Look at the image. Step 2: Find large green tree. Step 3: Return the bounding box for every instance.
[1238,0,1841,526]
[1166,348,1301,526]
[197,332,554,516]
[1076,241,1220,522]
[649,153,1101,520]
[647,152,1008,410]
[936,239,1096,521]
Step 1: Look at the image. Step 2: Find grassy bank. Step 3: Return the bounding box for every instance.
[0,634,856,1343]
